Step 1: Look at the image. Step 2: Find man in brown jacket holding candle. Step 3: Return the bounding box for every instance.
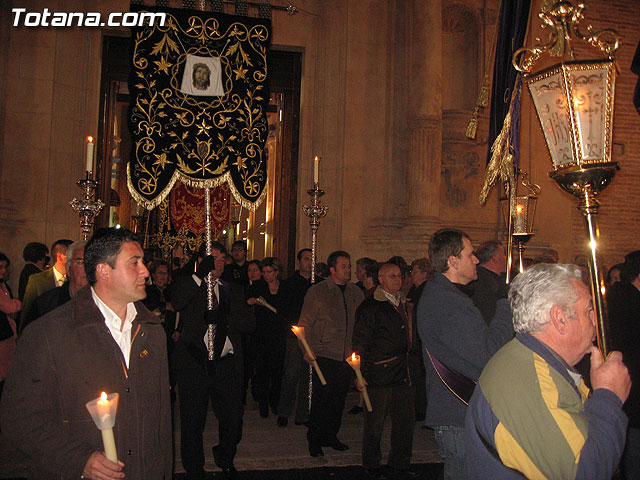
[0,227,172,480]
[298,250,365,457]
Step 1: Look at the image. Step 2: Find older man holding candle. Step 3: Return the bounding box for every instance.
[352,263,418,479]
[0,227,172,480]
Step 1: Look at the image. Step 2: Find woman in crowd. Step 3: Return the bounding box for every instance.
[244,258,263,404]
[0,252,21,399]
[145,259,178,402]
[247,259,262,285]
[247,257,287,418]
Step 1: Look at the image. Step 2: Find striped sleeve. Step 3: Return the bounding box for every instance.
[480,341,626,480]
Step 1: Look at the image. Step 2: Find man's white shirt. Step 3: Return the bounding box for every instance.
[91,287,136,368]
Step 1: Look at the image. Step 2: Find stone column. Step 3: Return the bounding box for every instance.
[407,0,442,218]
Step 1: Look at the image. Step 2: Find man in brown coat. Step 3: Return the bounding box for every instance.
[0,227,172,480]
[298,250,365,457]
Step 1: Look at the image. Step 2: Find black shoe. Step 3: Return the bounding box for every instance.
[364,468,388,480]
[259,403,269,418]
[219,465,239,479]
[330,440,349,451]
[348,405,364,414]
[277,416,288,427]
[389,467,419,478]
[309,443,324,457]
[185,470,207,480]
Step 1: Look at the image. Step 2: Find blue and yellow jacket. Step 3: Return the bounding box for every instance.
[465,333,627,479]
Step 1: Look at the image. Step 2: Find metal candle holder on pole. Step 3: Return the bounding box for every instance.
[301,164,328,412]
[69,171,105,241]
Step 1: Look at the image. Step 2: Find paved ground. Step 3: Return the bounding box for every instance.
[0,390,442,478]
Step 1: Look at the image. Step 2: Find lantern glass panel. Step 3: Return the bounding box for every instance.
[568,65,610,163]
[528,71,573,168]
[513,195,537,234]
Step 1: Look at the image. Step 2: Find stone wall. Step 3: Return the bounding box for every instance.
[0,0,638,294]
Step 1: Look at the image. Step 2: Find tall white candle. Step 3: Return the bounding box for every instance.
[346,353,372,412]
[86,136,95,173]
[96,393,117,462]
[86,392,119,463]
[291,325,326,385]
[313,155,320,185]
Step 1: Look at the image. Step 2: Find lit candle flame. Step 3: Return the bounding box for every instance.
[86,135,94,144]
[351,352,356,361]
[99,391,108,403]
[292,326,299,332]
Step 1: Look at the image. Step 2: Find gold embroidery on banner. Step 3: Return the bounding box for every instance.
[129,12,269,211]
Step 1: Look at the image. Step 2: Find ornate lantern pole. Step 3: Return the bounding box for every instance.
[513,1,621,358]
[302,155,328,411]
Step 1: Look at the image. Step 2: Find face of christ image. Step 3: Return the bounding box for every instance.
[192,63,211,91]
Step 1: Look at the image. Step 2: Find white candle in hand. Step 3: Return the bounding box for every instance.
[291,325,327,385]
[96,392,117,462]
[346,353,372,412]
[86,391,119,463]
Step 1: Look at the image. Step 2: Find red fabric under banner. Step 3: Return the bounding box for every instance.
[170,182,231,236]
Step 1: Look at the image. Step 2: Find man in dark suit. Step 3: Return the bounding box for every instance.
[608,250,640,479]
[19,239,72,332]
[171,242,255,480]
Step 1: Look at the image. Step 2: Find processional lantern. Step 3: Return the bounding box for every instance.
[501,173,539,275]
[513,0,621,357]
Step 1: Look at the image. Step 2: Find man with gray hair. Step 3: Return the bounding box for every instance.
[465,263,630,479]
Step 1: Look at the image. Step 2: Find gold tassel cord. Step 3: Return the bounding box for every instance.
[478,76,520,215]
[465,107,480,140]
[465,1,502,140]
[477,73,490,108]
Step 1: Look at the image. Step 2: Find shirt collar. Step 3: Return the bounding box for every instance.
[373,285,403,306]
[52,265,66,285]
[90,286,137,333]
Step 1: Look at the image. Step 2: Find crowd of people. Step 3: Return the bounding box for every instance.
[0,228,637,480]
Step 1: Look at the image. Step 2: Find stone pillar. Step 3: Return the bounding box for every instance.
[407,0,442,218]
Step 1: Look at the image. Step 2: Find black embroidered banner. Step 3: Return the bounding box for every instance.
[127,5,271,210]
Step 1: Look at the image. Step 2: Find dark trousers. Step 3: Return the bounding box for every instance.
[253,334,285,411]
[622,426,640,480]
[410,352,426,420]
[307,356,353,447]
[176,352,243,477]
[278,337,310,422]
[363,384,415,470]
